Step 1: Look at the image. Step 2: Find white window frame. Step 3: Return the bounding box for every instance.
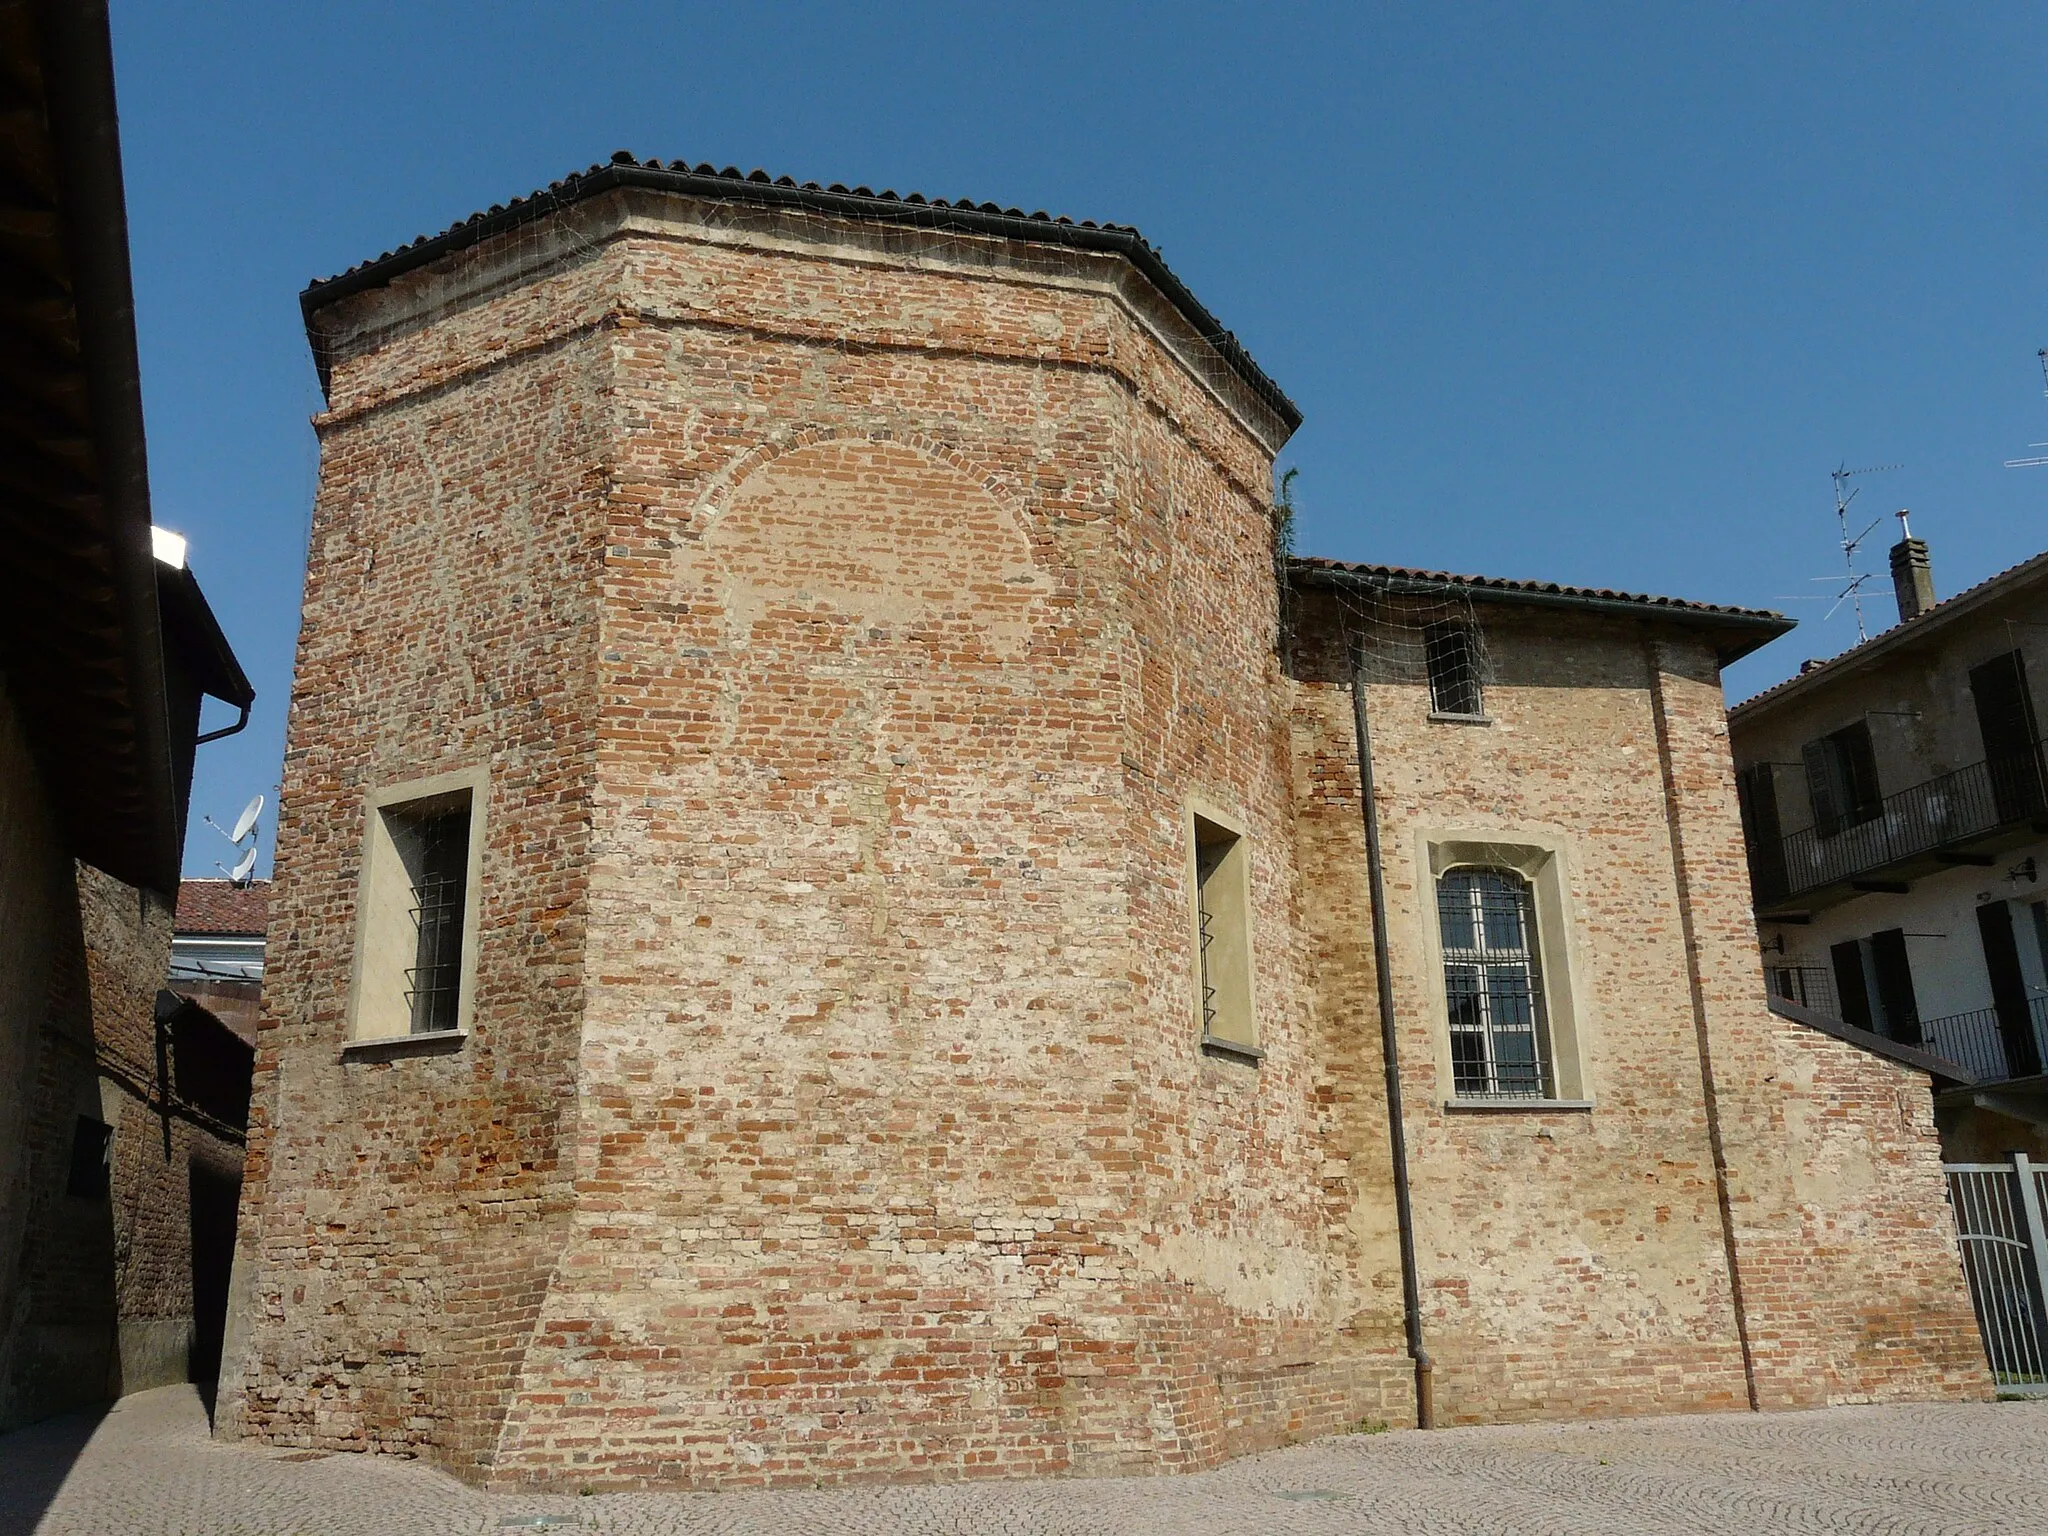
[343,765,488,1046]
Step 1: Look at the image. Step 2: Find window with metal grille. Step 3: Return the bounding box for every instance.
[393,803,471,1034]
[1436,867,1552,1098]
[347,770,485,1045]
[1423,620,1483,718]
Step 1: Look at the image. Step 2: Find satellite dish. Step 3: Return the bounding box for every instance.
[229,845,258,886]
[229,794,264,845]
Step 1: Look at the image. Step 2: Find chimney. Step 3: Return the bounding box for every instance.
[1889,509,1935,623]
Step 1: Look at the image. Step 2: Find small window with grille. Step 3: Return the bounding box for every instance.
[347,769,486,1045]
[1423,620,1484,719]
[1436,867,1552,1098]
[1189,808,1258,1056]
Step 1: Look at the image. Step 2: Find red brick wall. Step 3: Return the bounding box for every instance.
[2,837,244,1427]
[1643,643,1987,1406]
[1282,599,1987,1422]
[214,245,612,1466]
[226,189,1986,1487]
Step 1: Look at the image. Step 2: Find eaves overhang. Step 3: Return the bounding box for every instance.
[1729,548,2048,725]
[298,151,1302,436]
[1290,557,1794,666]
[0,0,181,894]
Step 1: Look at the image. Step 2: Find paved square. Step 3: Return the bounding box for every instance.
[4,1385,2043,1535]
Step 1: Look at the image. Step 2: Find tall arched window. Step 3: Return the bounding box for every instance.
[1436,867,1552,1099]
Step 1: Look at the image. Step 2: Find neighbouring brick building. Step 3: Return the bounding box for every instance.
[0,0,255,1429]
[170,878,270,1044]
[217,154,1990,1487]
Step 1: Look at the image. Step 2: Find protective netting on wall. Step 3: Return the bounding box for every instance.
[1332,579,1495,699]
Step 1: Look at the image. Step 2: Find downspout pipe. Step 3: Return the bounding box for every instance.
[1348,636,1434,1429]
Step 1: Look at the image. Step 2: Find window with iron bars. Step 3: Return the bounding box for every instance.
[1437,867,1552,1098]
[398,804,471,1034]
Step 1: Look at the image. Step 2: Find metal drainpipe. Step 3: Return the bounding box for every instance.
[1348,637,1435,1428]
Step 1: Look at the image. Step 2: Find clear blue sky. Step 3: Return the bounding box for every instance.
[110,2,2048,877]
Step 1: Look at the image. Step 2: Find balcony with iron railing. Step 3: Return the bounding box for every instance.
[1748,743,2048,915]
[1920,997,2048,1085]
[1766,963,2048,1086]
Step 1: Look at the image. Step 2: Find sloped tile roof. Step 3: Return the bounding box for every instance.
[1291,556,1787,622]
[1729,547,2048,717]
[175,878,268,936]
[1288,556,1792,665]
[300,152,1298,430]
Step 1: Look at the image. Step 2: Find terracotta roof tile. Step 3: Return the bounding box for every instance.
[1289,556,1787,622]
[1729,547,2048,717]
[175,878,269,936]
[299,152,1297,431]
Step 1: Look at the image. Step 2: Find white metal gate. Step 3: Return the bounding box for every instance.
[1946,1155,2048,1394]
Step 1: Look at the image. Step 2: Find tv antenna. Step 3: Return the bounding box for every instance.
[203,793,264,887]
[2003,349,2048,468]
[1814,462,1901,643]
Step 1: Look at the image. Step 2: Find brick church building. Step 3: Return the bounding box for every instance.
[216,155,1989,1487]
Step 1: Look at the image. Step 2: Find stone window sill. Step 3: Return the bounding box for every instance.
[1201,1034,1265,1065]
[341,1029,468,1061]
[1428,712,1494,727]
[1443,1096,1593,1113]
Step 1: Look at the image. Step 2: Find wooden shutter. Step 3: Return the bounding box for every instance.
[1976,900,2043,1077]
[1804,739,1844,839]
[1829,939,1873,1031]
[1970,651,2044,822]
[1868,928,1921,1046]
[1735,762,1787,906]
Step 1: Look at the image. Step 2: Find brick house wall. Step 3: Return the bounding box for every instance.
[0,744,246,1429]
[219,176,1987,1487]
[211,231,612,1464]
[1284,596,1985,1422]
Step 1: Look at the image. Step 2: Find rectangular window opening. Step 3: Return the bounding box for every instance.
[392,799,471,1034]
[1423,621,1484,718]
[1192,813,1256,1052]
[1436,867,1552,1099]
[349,773,483,1044]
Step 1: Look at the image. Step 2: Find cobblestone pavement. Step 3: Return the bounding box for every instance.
[5,1385,2045,1535]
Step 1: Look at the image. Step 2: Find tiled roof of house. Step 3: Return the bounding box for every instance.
[298,152,1299,430]
[175,878,269,936]
[1291,556,1788,623]
[1728,547,2048,719]
[1290,556,1792,663]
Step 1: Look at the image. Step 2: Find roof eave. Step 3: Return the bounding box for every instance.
[1289,562,1795,665]
[297,156,1301,434]
[1729,548,2048,723]
[1,0,181,894]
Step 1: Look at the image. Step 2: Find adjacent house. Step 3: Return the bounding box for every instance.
[170,878,270,1043]
[1729,533,2048,1157]
[0,0,255,1428]
[1728,530,2048,1391]
[217,155,1989,1488]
